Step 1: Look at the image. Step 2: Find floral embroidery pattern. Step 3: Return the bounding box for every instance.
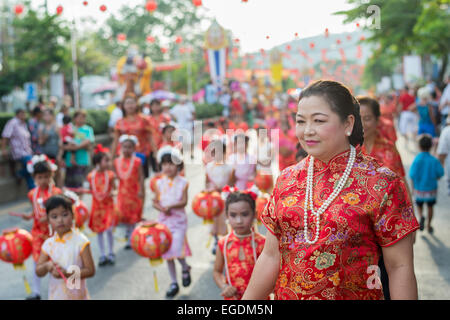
[341,193,360,205]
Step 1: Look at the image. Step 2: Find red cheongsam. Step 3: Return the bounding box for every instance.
[377,117,397,143]
[261,147,419,300]
[28,186,62,262]
[114,115,153,155]
[115,156,143,225]
[218,230,266,300]
[87,170,116,233]
[362,135,405,177]
[147,113,172,149]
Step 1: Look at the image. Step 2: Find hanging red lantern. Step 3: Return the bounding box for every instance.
[160,47,168,54]
[356,22,360,28]
[360,36,366,41]
[175,36,183,44]
[286,45,291,51]
[83,1,88,6]
[254,172,273,193]
[192,191,224,224]
[131,221,172,264]
[294,32,299,38]
[232,47,239,54]
[74,201,89,230]
[100,5,107,12]
[0,228,32,268]
[192,0,202,7]
[117,33,127,42]
[234,38,240,43]
[56,5,63,15]
[146,0,157,13]
[325,28,329,38]
[146,35,155,43]
[179,47,186,54]
[309,42,315,49]
[336,39,341,45]
[260,48,265,55]
[255,196,269,222]
[14,4,24,15]
[346,35,352,41]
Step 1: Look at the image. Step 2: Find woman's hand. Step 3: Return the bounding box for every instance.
[221,285,238,298]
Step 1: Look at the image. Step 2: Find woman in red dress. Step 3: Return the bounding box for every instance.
[111,95,156,178]
[243,80,419,300]
[358,96,405,178]
[114,135,145,250]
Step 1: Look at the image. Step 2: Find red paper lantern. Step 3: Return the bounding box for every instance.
[309,42,315,49]
[146,35,155,43]
[83,1,88,6]
[294,32,299,37]
[0,228,32,268]
[192,191,224,223]
[56,5,63,15]
[131,221,172,264]
[149,173,164,193]
[360,36,366,41]
[74,201,89,229]
[336,39,341,45]
[100,5,107,12]
[286,45,291,51]
[255,196,269,222]
[117,33,127,42]
[346,35,352,41]
[175,36,183,44]
[160,47,168,54]
[192,0,202,7]
[234,38,240,43]
[325,28,329,38]
[14,4,24,15]
[254,171,273,193]
[266,35,270,40]
[146,0,157,13]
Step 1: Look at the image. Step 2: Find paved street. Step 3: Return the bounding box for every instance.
[0,137,449,300]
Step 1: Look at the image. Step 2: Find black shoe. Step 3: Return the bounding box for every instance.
[124,244,132,250]
[428,226,434,234]
[419,217,425,231]
[107,253,116,265]
[166,283,179,298]
[98,256,108,267]
[182,267,191,287]
[211,239,218,255]
[25,294,41,300]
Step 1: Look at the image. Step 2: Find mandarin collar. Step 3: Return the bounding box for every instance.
[55,228,74,244]
[305,145,362,175]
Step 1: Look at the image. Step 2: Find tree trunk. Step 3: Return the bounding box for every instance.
[439,54,449,85]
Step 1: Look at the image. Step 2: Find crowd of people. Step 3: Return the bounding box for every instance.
[1,75,450,300]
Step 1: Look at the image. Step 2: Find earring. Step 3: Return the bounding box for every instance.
[346,132,351,136]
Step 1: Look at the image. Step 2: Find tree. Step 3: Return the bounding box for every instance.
[0,2,71,97]
[336,0,450,85]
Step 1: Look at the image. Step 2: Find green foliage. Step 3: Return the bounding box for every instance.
[194,103,223,120]
[83,110,110,135]
[336,0,450,86]
[169,59,210,93]
[0,2,71,97]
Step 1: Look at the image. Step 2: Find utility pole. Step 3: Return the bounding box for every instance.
[71,19,80,109]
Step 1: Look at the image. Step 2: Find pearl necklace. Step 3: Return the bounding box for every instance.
[303,145,356,244]
[116,155,136,180]
[223,230,257,288]
[33,185,53,220]
[91,170,109,201]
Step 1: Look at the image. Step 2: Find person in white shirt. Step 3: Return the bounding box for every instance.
[437,116,450,195]
[439,76,450,128]
[108,101,124,131]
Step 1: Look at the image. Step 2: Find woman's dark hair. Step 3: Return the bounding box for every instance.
[73,110,87,120]
[45,195,73,216]
[225,192,256,216]
[298,80,364,147]
[159,153,184,172]
[32,106,42,117]
[33,161,52,176]
[122,95,138,117]
[150,99,161,106]
[43,108,54,116]
[93,152,108,166]
[418,134,432,152]
[357,96,381,120]
[296,148,308,160]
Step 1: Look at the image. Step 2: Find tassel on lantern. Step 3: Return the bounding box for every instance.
[13,263,26,270]
[149,258,163,267]
[23,275,31,295]
[153,270,159,292]
[205,234,212,248]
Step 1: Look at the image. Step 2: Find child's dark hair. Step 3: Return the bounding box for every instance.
[159,153,184,172]
[63,115,72,125]
[45,195,73,216]
[93,152,108,166]
[418,134,433,152]
[162,124,175,135]
[225,192,256,216]
[33,161,52,175]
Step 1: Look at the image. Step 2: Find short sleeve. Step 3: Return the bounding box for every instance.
[2,120,14,138]
[78,232,91,254]
[87,126,95,142]
[217,237,225,255]
[374,177,419,247]
[260,180,280,237]
[41,238,51,257]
